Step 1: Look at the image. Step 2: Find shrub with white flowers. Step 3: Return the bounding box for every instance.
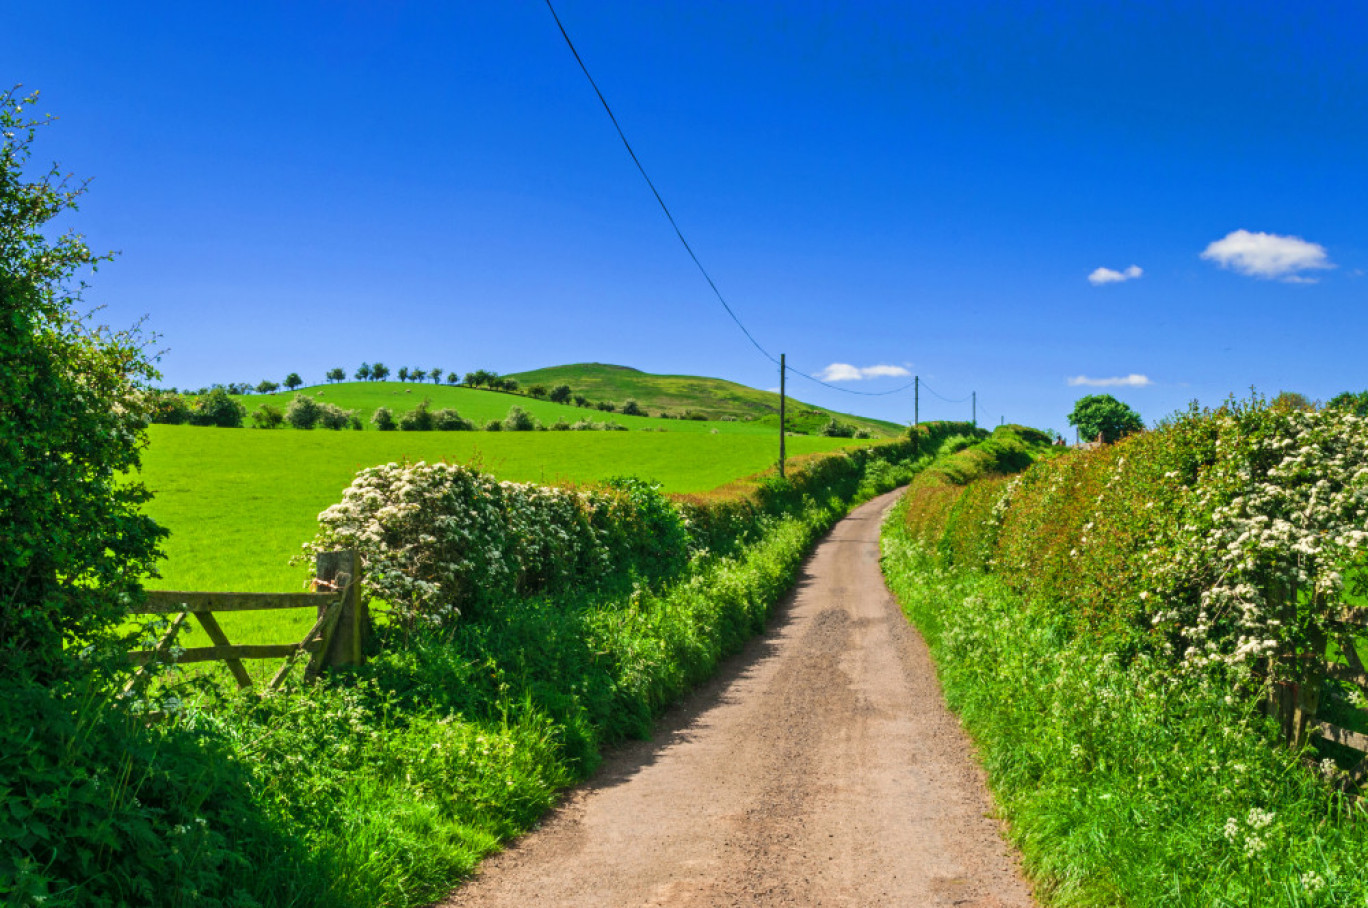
[302,462,688,631]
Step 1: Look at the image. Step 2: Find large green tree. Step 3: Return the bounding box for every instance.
[1067,393,1144,444]
[0,88,164,678]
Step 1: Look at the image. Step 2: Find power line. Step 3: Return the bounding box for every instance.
[542,1,956,402]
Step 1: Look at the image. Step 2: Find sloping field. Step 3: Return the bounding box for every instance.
[236,382,776,433]
[507,363,904,436]
[136,425,876,644]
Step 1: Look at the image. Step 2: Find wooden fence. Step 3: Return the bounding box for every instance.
[125,550,369,693]
[1271,606,1368,788]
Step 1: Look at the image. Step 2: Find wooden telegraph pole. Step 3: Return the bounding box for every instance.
[914,375,919,426]
[779,353,786,478]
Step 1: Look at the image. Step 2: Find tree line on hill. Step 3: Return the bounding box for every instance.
[150,365,887,434]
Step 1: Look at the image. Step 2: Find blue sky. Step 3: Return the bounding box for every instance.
[8,1,1366,436]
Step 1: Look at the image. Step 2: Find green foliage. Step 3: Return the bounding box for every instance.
[371,363,390,381]
[819,417,856,438]
[431,408,474,431]
[620,398,643,416]
[502,405,538,432]
[327,367,346,383]
[370,407,396,431]
[191,388,246,427]
[285,393,322,429]
[251,403,284,429]
[398,399,435,431]
[284,372,303,391]
[355,363,371,381]
[255,380,279,394]
[549,384,572,404]
[1327,390,1368,417]
[883,512,1367,906]
[148,390,193,425]
[1067,393,1144,443]
[528,385,548,399]
[0,87,164,678]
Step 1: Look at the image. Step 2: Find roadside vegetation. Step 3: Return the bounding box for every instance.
[9,422,955,906]
[881,401,1368,905]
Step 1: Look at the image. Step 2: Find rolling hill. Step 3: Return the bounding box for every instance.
[507,363,904,437]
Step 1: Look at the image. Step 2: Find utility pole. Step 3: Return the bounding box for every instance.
[972,391,977,428]
[914,375,919,426]
[779,353,786,478]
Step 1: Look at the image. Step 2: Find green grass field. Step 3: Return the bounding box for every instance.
[239,381,785,434]
[134,424,874,651]
[507,362,904,436]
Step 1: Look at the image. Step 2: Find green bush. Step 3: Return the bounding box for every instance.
[819,417,855,438]
[252,404,284,429]
[502,406,538,432]
[620,399,643,416]
[316,402,359,431]
[148,391,193,425]
[371,407,396,431]
[0,89,164,679]
[191,388,246,428]
[484,418,503,432]
[399,399,435,432]
[285,393,322,429]
[432,408,474,431]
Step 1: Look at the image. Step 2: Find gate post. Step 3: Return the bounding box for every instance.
[315,549,369,668]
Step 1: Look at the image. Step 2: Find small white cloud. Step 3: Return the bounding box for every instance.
[1088,264,1144,286]
[818,363,912,382]
[1067,374,1152,388]
[1200,229,1332,281]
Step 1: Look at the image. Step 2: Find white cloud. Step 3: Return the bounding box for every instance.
[1200,229,1332,281]
[818,363,912,382]
[1067,374,1152,388]
[1088,264,1143,286]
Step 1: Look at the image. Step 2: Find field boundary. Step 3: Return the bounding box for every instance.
[126,549,368,692]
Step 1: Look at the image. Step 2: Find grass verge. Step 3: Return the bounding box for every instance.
[881,497,1368,906]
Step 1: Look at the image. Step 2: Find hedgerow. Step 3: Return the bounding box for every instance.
[882,398,1368,904]
[8,426,955,907]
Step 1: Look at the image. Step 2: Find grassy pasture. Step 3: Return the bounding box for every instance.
[135,424,873,651]
[239,380,857,435]
[507,362,904,436]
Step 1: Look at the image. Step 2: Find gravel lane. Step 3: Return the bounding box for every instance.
[440,489,1035,907]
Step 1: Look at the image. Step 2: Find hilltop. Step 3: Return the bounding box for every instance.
[507,363,904,437]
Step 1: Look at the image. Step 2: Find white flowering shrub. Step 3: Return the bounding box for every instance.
[303,462,691,631]
[928,396,1368,685]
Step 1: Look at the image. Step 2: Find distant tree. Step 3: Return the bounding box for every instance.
[596,400,616,413]
[397,366,410,382]
[326,367,346,384]
[503,379,519,393]
[251,404,284,429]
[256,380,280,394]
[411,369,427,383]
[430,366,442,384]
[446,371,459,385]
[371,362,390,381]
[1067,394,1143,444]
[573,394,589,408]
[226,382,250,395]
[1271,391,1314,412]
[529,385,548,399]
[284,372,303,391]
[818,417,855,438]
[191,388,247,428]
[355,362,372,381]
[621,399,643,416]
[463,371,480,387]
[1328,390,1368,417]
[371,407,396,431]
[549,384,572,404]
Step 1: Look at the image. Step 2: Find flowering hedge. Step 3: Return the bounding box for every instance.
[306,430,939,632]
[903,398,1368,680]
[304,463,689,629]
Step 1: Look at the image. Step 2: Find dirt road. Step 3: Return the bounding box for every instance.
[442,489,1034,907]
